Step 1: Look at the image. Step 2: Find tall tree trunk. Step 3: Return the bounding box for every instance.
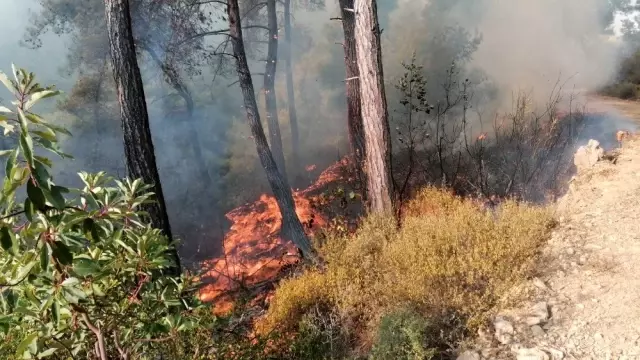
[354,0,394,214]
[263,0,287,179]
[227,0,315,260]
[283,0,300,180]
[338,0,366,187]
[144,45,213,188]
[103,0,181,272]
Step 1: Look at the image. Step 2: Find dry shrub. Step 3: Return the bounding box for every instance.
[259,187,555,353]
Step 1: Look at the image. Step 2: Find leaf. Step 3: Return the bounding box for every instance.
[39,244,49,270]
[0,106,12,113]
[115,239,137,255]
[73,258,99,277]
[5,149,17,179]
[26,180,46,211]
[62,286,86,304]
[24,198,35,222]
[0,120,15,135]
[51,241,72,266]
[25,90,60,110]
[15,333,38,357]
[91,283,105,297]
[32,129,57,142]
[44,186,66,210]
[41,122,71,136]
[61,277,79,287]
[36,348,57,358]
[50,300,59,327]
[0,227,14,255]
[19,133,34,167]
[17,108,28,133]
[12,261,36,285]
[0,71,14,92]
[31,161,51,190]
[33,156,52,168]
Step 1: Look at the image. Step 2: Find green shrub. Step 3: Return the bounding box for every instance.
[0,66,219,359]
[284,304,351,360]
[601,82,639,100]
[370,308,437,360]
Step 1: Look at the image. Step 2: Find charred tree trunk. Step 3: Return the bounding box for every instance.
[227,0,315,260]
[263,0,288,179]
[283,0,300,181]
[103,0,180,272]
[339,0,366,182]
[144,45,213,188]
[354,0,394,214]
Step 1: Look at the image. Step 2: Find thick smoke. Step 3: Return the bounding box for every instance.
[381,0,623,109]
[0,0,637,262]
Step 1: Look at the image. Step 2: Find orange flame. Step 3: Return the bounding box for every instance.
[198,159,350,313]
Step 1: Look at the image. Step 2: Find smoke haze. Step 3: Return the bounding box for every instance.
[0,0,635,262]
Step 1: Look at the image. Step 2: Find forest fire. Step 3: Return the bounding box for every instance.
[198,158,352,313]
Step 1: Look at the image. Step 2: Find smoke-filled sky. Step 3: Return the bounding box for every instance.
[0,0,68,85]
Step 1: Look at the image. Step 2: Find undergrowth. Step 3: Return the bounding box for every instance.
[260,187,556,358]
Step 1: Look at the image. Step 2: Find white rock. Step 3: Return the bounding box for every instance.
[574,139,604,171]
[566,247,575,255]
[533,277,549,290]
[526,302,550,326]
[531,325,546,337]
[543,347,565,360]
[494,317,515,344]
[516,348,550,360]
[456,350,481,360]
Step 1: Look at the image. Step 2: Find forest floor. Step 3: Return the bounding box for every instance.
[461,97,640,360]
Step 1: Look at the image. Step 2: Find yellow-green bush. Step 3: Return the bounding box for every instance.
[260,187,555,353]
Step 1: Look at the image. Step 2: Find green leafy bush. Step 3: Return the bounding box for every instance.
[0,66,215,359]
[370,308,437,360]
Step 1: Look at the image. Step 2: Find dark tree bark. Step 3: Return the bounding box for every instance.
[283,0,300,179]
[227,0,316,260]
[263,0,288,179]
[338,0,366,186]
[354,0,394,214]
[103,0,181,272]
[144,44,213,188]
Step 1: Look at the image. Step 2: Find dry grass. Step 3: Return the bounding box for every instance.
[258,187,556,352]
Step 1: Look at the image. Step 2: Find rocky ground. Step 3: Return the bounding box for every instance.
[459,99,640,360]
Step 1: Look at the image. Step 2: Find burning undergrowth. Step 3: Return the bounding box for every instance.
[198,157,361,313]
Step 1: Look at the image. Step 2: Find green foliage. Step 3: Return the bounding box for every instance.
[285,304,350,360]
[370,309,437,360]
[600,50,640,100]
[0,65,214,359]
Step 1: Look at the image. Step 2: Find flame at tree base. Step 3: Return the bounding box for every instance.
[198,158,351,313]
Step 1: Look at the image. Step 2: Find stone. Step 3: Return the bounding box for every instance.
[526,302,550,326]
[533,277,549,291]
[516,348,550,360]
[531,325,546,337]
[494,317,515,344]
[456,350,481,360]
[482,348,499,358]
[543,347,565,360]
[574,139,604,171]
[566,247,575,255]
